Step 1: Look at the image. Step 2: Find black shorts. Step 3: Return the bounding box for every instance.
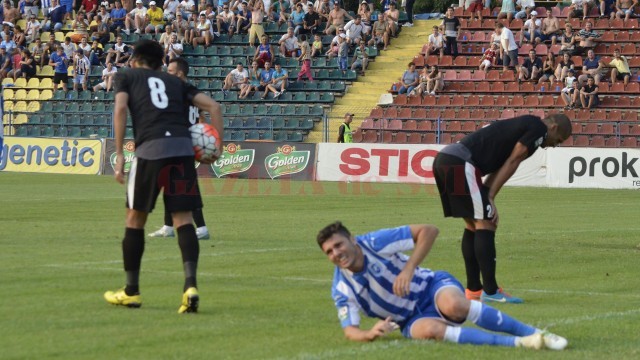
[126,156,202,213]
[53,72,68,84]
[616,72,630,81]
[433,152,494,220]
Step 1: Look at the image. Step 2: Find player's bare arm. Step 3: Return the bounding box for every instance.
[343,316,399,342]
[393,225,438,297]
[113,92,129,184]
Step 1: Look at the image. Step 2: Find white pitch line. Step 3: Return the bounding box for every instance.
[512,288,640,299]
[545,309,640,327]
[270,340,414,360]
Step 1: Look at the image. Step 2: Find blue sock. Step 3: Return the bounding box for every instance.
[467,300,537,336]
[444,326,516,347]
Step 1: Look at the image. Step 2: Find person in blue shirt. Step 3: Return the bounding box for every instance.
[110,1,127,33]
[49,46,69,91]
[258,60,274,99]
[0,44,12,79]
[577,48,602,85]
[316,221,568,350]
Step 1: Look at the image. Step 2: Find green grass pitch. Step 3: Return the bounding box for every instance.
[1,173,639,359]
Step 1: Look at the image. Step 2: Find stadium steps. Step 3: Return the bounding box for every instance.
[305,20,439,143]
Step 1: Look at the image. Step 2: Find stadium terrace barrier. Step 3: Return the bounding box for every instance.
[103,139,316,180]
[314,144,640,190]
[0,137,103,174]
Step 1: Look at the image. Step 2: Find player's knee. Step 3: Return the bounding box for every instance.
[410,319,446,340]
[437,291,469,323]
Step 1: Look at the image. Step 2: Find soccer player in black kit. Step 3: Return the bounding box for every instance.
[104,40,223,313]
[433,114,571,304]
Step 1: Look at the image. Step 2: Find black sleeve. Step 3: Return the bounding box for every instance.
[337,124,345,142]
[114,71,128,94]
[518,117,547,156]
[184,82,202,103]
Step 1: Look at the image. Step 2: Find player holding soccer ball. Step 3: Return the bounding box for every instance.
[105,40,223,313]
[147,58,214,241]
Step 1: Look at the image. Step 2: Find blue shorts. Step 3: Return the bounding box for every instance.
[60,0,73,13]
[400,271,465,338]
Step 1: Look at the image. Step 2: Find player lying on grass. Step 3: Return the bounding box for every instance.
[317,222,568,350]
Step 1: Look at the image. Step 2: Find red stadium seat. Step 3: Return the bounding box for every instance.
[576,109,591,121]
[457,109,471,120]
[572,122,583,134]
[440,56,453,67]
[520,83,535,92]
[631,125,640,135]
[442,109,456,119]
[518,44,533,56]
[458,70,472,80]
[439,133,452,144]
[407,95,421,106]
[486,70,500,80]
[616,97,631,107]
[590,136,605,147]
[470,109,485,119]
[471,29,485,41]
[623,111,638,121]
[505,82,519,93]
[480,95,495,106]
[387,119,403,130]
[626,19,639,28]
[535,44,548,55]
[619,123,630,135]
[524,96,539,107]
[501,109,515,119]
[452,95,465,106]
[417,120,432,131]
[404,120,417,130]
[466,95,480,106]
[472,71,486,81]
[510,19,523,28]
[476,81,491,92]
[622,137,637,148]
[574,135,589,146]
[413,108,427,119]
[407,133,422,144]
[532,109,545,118]
[591,109,607,121]
[363,130,379,142]
[515,109,530,117]
[485,109,500,119]
[609,110,622,121]
[549,44,561,55]
[413,55,425,67]
[492,82,505,92]
[610,82,625,93]
[423,132,437,144]
[600,123,615,135]
[383,107,398,119]
[437,96,452,106]
[561,136,574,146]
[422,95,436,106]
[551,6,561,17]
[511,95,525,107]
[447,121,462,132]
[394,132,408,144]
[483,19,496,29]
[625,83,639,93]
[540,95,555,107]
[394,94,407,105]
[398,108,412,119]
[454,57,467,67]
[427,108,440,119]
[382,131,393,143]
[611,19,624,28]
[444,70,457,81]
[426,55,439,67]
[595,18,609,30]
[584,123,598,134]
[462,121,477,132]
[495,95,509,106]
[467,56,481,67]
[452,133,466,143]
[535,7,547,17]
[622,43,635,55]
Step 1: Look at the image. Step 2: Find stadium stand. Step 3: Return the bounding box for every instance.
[1,0,408,142]
[359,5,639,148]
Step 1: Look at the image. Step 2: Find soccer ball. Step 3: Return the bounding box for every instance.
[190,123,221,162]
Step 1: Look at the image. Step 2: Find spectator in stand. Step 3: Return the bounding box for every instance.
[614,0,637,20]
[164,0,180,21]
[540,10,560,45]
[561,69,579,109]
[110,1,127,34]
[337,113,353,143]
[580,75,599,108]
[70,11,90,43]
[42,33,60,65]
[239,60,261,99]
[79,0,99,19]
[44,0,66,32]
[599,0,615,18]
[337,33,348,74]
[59,0,73,20]
[222,62,248,94]
[24,14,40,43]
[49,45,68,91]
[325,2,352,35]
[410,66,429,96]
[469,0,484,22]
[72,48,90,91]
[145,1,165,35]
[315,0,330,21]
[514,0,534,19]
[272,0,290,26]
[13,48,35,81]
[397,62,419,94]
[91,15,110,45]
[605,48,631,84]
[77,36,92,54]
[578,48,602,85]
[279,26,299,57]
[495,23,518,72]
[172,12,189,42]
[350,41,369,75]
[344,14,366,46]
[192,12,211,47]
[248,0,265,47]
[165,33,183,64]
[125,0,147,35]
[97,5,110,22]
[93,58,117,91]
[479,42,498,72]
[385,2,399,38]
[13,25,25,48]
[498,0,516,22]
[254,34,273,68]
[358,1,372,33]
[235,1,252,34]
[89,39,106,65]
[555,52,575,82]
[41,0,53,18]
[519,10,541,46]
[427,25,445,61]
[537,50,556,84]
[311,33,323,57]
[61,36,76,58]
[575,21,601,56]
[424,64,444,95]
[518,50,542,82]
[258,60,274,99]
[4,1,21,24]
[178,0,196,20]
[560,24,576,55]
[569,0,592,21]
[216,3,235,36]
[440,7,460,57]
[297,34,314,81]
[31,38,46,67]
[105,35,127,64]
[369,12,389,50]
[290,3,305,36]
[23,0,39,18]
[265,62,287,98]
[0,45,11,80]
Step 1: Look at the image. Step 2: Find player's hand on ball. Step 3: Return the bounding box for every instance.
[114,154,125,184]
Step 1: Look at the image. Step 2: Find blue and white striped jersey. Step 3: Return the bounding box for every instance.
[331,226,436,328]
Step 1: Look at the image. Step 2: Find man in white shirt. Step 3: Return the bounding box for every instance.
[222,62,249,93]
[25,14,41,43]
[514,0,535,19]
[344,14,366,45]
[519,10,541,45]
[93,61,118,91]
[495,23,518,72]
[428,25,445,60]
[279,26,299,57]
[165,33,183,64]
[164,0,179,20]
[178,0,196,19]
[126,0,148,34]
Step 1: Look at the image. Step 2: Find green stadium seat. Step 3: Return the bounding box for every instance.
[94,102,107,112]
[225,104,240,115]
[55,126,68,137]
[78,103,91,112]
[42,126,55,137]
[51,113,64,125]
[245,118,257,128]
[68,126,81,137]
[93,91,105,100]
[255,118,271,129]
[16,126,28,136]
[272,117,285,129]
[80,127,94,137]
[231,131,245,141]
[288,131,303,142]
[204,46,217,56]
[27,126,42,136]
[97,127,110,138]
[284,119,299,129]
[273,131,287,141]
[125,127,134,138]
[41,102,53,112]
[207,56,220,66]
[52,90,66,100]
[66,90,78,100]
[254,104,267,116]
[78,91,92,100]
[300,119,314,130]
[292,92,307,102]
[68,114,82,125]
[223,131,232,141]
[104,92,114,100]
[240,105,253,115]
[267,105,281,115]
[310,105,324,116]
[66,103,79,112]
[246,130,260,140]
[229,118,244,129]
[320,93,334,102]
[296,106,309,116]
[283,104,296,115]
